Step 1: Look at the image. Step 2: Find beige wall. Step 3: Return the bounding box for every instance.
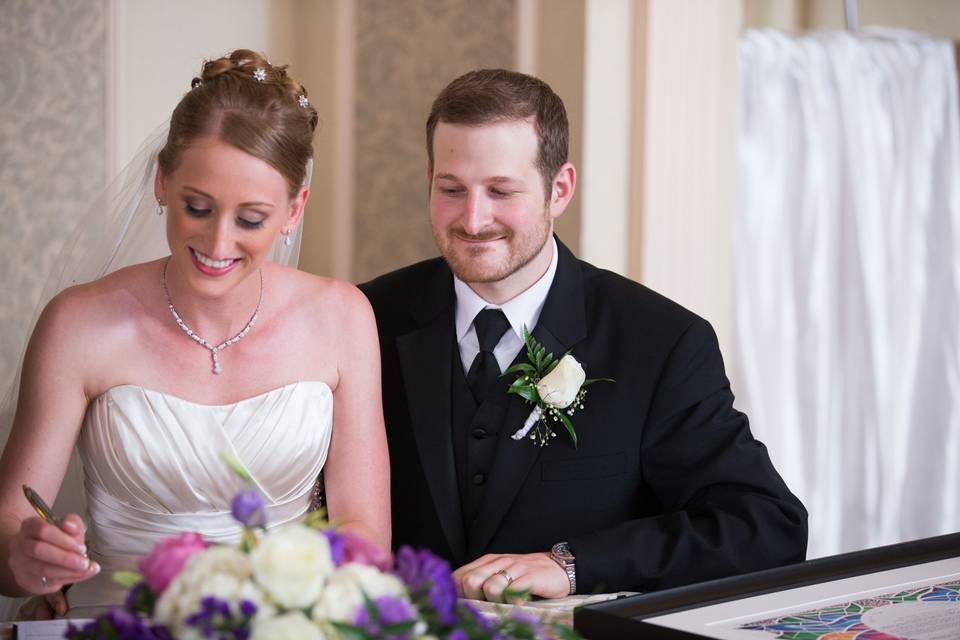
[1,0,108,404]
[298,0,587,283]
[628,0,742,364]
[292,1,341,279]
[537,0,586,256]
[745,0,960,37]
[112,0,298,171]
[806,0,960,38]
[350,0,516,283]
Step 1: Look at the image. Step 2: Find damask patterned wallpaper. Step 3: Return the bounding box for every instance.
[353,0,516,282]
[0,0,107,399]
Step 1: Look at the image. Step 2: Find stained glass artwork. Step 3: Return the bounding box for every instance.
[738,580,960,639]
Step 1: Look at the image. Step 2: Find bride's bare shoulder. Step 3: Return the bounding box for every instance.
[267,264,373,327]
[34,261,162,339]
[21,261,162,389]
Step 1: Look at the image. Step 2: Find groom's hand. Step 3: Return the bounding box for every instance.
[453,552,570,602]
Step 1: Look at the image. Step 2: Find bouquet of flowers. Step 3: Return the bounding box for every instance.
[65,477,580,639]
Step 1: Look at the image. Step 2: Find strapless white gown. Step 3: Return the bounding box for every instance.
[66,381,332,617]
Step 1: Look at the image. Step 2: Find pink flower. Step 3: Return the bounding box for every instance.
[340,530,393,572]
[138,532,208,594]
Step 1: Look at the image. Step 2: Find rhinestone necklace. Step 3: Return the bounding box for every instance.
[161,257,263,375]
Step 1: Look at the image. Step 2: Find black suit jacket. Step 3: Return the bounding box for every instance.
[360,239,807,592]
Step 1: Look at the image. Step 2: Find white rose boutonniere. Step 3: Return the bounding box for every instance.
[536,355,586,409]
[506,326,613,447]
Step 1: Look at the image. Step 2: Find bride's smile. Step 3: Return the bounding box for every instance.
[157,136,306,296]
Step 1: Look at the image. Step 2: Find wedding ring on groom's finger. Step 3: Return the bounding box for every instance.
[494,569,514,586]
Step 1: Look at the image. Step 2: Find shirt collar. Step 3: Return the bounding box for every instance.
[454,237,559,342]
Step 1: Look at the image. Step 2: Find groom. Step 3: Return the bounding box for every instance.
[360,69,807,600]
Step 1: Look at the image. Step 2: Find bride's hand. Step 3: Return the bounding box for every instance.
[8,514,99,595]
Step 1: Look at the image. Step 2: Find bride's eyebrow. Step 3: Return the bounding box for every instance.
[181,185,275,209]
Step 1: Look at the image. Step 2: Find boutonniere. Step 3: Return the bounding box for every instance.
[504,326,613,447]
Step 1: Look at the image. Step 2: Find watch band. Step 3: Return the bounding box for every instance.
[550,542,577,595]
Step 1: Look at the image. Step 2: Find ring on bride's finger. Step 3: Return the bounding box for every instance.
[495,569,514,585]
[40,575,49,589]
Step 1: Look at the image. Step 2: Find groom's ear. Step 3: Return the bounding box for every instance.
[547,162,577,220]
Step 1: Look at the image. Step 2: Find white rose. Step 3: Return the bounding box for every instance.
[155,546,264,634]
[252,611,327,640]
[251,523,334,609]
[313,562,407,623]
[536,354,586,409]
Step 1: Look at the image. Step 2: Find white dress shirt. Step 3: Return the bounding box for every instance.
[454,237,559,375]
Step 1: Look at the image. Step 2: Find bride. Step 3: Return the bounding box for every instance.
[0,50,389,617]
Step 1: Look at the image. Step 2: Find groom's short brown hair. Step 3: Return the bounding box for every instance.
[426,69,569,196]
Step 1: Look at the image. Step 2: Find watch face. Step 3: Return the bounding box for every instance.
[553,542,574,561]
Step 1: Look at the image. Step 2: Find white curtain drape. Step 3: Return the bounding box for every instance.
[735,28,960,560]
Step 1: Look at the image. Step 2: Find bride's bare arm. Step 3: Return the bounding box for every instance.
[0,291,99,597]
[322,282,391,550]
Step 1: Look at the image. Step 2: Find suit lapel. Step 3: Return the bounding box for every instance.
[395,264,467,561]
[466,239,588,557]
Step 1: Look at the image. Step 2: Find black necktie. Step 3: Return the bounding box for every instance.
[465,308,511,404]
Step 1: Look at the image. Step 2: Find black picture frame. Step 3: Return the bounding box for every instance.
[573,531,960,639]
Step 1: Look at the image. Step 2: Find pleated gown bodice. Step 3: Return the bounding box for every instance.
[67,381,332,616]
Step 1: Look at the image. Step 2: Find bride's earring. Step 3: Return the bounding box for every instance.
[282,228,292,247]
[156,199,165,216]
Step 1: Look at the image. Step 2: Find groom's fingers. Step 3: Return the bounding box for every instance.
[481,565,524,603]
[470,552,571,601]
[454,554,512,599]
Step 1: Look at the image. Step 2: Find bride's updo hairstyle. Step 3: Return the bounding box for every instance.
[158,49,319,197]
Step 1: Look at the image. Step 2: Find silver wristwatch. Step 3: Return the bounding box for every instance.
[550,541,577,595]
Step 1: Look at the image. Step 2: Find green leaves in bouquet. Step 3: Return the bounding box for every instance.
[303,506,330,530]
[221,451,254,482]
[552,623,587,640]
[239,527,258,553]
[112,571,143,589]
[502,584,533,604]
[331,591,418,640]
[112,572,156,616]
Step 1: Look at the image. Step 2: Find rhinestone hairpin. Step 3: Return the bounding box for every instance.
[297,95,309,108]
[253,68,267,82]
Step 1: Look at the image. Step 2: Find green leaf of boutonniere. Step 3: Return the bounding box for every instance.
[505,324,614,447]
[556,411,577,448]
[503,362,537,376]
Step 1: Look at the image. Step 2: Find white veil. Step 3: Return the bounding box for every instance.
[0,122,306,619]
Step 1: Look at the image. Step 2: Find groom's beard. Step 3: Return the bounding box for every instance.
[435,203,552,285]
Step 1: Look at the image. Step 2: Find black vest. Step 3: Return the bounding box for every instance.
[450,345,514,538]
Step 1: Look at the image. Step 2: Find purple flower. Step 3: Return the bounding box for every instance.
[510,609,544,637]
[324,529,346,565]
[231,490,266,527]
[182,595,255,639]
[459,600,494,631]
[238,599,257,618]
[354,595,417,639]
[393,546,458,626]
[65,607,170,639]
